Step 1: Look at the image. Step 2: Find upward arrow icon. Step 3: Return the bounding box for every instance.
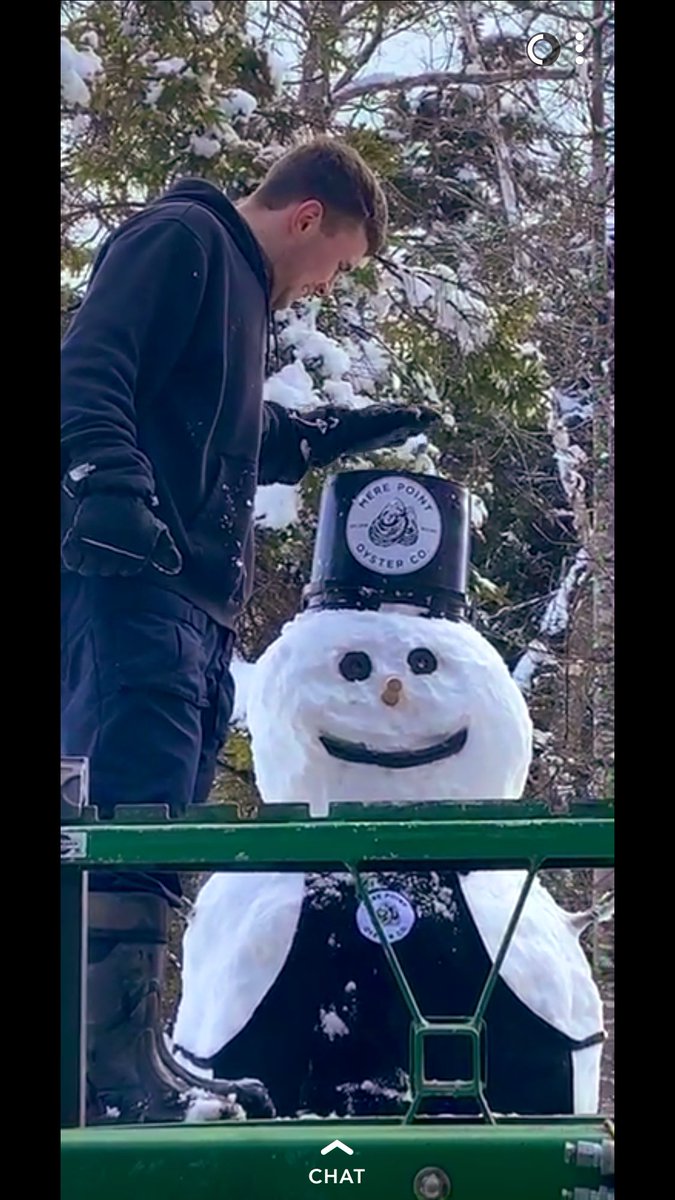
[321,1140,353,1156]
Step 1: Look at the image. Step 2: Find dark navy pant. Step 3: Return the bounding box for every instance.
[61,575,235,899]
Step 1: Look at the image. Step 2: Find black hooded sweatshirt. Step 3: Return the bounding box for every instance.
[61,179,311,629]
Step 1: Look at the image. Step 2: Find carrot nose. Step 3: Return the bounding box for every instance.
[381,677,403,707]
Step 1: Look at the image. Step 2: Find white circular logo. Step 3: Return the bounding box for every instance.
[356,890,416,945]
[346,477,442,576]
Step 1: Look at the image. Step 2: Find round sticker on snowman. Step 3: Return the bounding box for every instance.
[356,890,416,944]
[346,476,442,576]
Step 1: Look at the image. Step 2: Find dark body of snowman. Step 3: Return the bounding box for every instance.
[172,472,605,1117]
[205,868,600,1118]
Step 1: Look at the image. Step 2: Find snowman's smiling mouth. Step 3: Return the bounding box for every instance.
[318,727,469,769]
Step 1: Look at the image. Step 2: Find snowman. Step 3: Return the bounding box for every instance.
[172,470,608,1119]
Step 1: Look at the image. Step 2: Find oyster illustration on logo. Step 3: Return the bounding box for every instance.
[365,496,417,549]
[368,498,419,548]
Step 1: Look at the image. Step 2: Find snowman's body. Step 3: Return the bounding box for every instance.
[172,607,605,1117]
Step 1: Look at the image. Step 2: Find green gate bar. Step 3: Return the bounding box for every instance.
[61,802,614,1199]
[61,1120,615,1199]
[60,806,614,870]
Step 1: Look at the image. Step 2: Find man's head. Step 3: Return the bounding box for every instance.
[238,137,388,309]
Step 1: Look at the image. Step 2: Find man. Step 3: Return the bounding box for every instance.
[61,136,436,1123]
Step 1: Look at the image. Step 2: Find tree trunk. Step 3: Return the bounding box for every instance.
[588,0,615,967]
[299,0,344,126]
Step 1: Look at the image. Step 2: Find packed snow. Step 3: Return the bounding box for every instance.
[246,608,532,812]
[229,655,256,727]
[174,595,605,1113]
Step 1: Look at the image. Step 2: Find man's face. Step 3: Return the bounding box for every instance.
[271,200,369,310]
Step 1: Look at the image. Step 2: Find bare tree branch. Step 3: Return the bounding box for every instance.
[340,0,372,25]
[334,6,385,93]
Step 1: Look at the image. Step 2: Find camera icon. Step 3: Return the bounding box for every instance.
[526,32,562,66]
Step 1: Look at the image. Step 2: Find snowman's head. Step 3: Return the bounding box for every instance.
[246,609,533,815]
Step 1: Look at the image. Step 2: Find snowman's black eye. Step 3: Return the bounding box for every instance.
[339,652,372,681]
[408,648,438,675]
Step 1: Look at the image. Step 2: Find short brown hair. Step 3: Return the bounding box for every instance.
[254,137,388,256]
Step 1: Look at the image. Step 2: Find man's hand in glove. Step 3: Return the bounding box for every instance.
[291,404,439,469]
[61,492,183,577]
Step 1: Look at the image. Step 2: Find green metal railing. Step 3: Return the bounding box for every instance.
[61,800,614,1199]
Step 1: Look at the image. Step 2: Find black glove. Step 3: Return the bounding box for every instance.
[61,492,182,577]
[291,404,439,469]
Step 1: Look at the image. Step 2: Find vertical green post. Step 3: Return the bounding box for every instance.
[61,867,87,1128]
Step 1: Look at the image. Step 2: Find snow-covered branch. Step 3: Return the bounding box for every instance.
[512,549,590,694]
[330,65,572,109]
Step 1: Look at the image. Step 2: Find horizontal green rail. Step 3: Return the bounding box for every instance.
[61,816,614,870]
[61,1120,613,1200]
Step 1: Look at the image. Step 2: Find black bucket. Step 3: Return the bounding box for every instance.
[302,469,470,620]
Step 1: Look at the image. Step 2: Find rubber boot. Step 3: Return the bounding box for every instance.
[86,891,275,1123]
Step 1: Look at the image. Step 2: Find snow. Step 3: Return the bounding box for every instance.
[431,277,492,352]
[554,385,594,426]
[341,71,399,91]
[262,46,286,92]
[390,435,438,475]
[219,89,257,119]
[267,298,397,410]
[280,316,351,379]
[61,37,103,107]
[264,360,319,410]
[184,1089,246,1123]
[512,640,555,693]
[540,550,589,638]
[385,264,493,353]
[189,132,221,159]
[517,341,544,364]
[323,379,370,409]
[189,0,215,12]
[154,57,186,77]
[80,30,99,50]
[254,483,300,530]
[553,440,587,504]
[399,270,435,309]
[120,14,139,37]
[320,1008,350,1040]
[172,872,306,1059]
[470,494,488,531]
[460,871,604,1047]
[144,81,164,107]
[346,337,390,394]
[230,655,256,727]
[68,463,96,483]
[512,548,590,691]
[71,113,91,136]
